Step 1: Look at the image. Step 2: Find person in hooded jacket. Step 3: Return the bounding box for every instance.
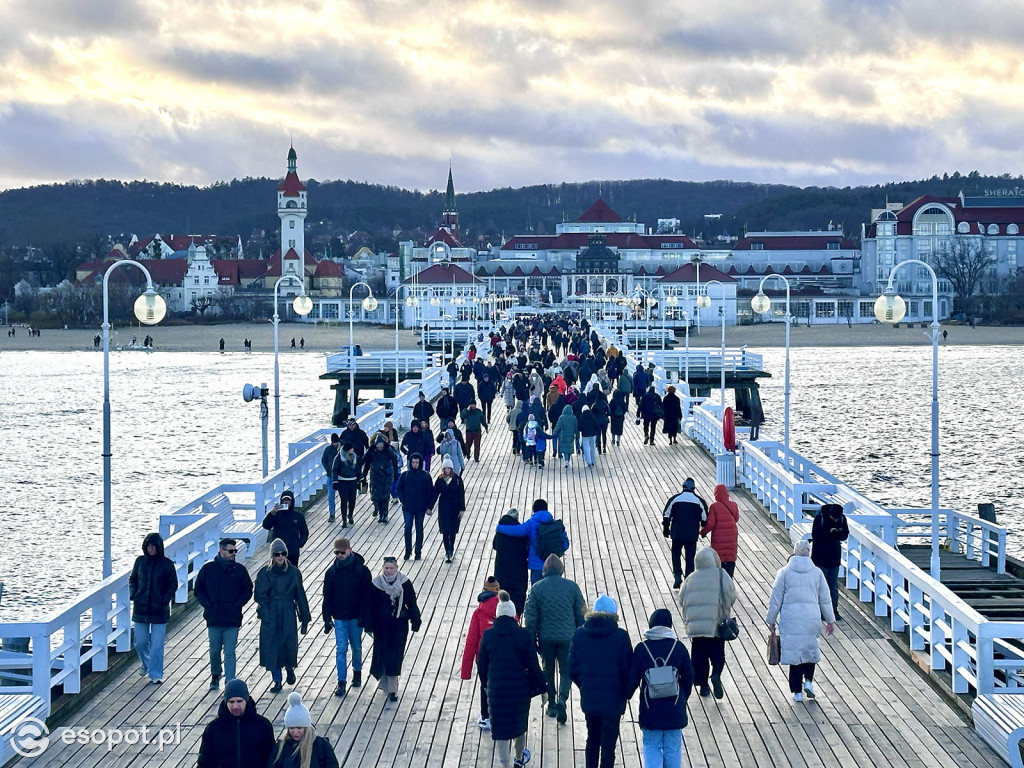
[437,428,466,475]
[578,405,599,467]
[435,387,459,424]
[367,557,422,702]
[569,594,633,768]
[254,539,311,693]
[507,399,525,456]
[362,436,400,523]
[322,537,372,697]
[261,489,309,567]
[454,376,476,414]
[662,478,709,586]
[609,391,628,447]
[478,592,542,768]
[320,434,341,522]
[701,484,740,577]
[662,386,683,445]
[632,365,650,416]
[400,421,432,466]
[627,610,694,768]
[493,509,530,616]
[553,405,578,468]
[460,576,503,731]
[129,531,177,683]
[433,456,466,562]
[397,452,435,561]
[195,538,253,689]
[616,367,633,412]
[268,692,339,768]
[590,390,610,454]
[331,444,361,527]
[811,503,850,621]
[478,374,497,420]
[197,678,276,768]
[639,386,664,446]
[680,548,736,699]
[766,540,836,702]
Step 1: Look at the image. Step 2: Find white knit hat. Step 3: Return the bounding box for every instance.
[496,600,517,618]
[442,455,454,470]
[283,691,312,728]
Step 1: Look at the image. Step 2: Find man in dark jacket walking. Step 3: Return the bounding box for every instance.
[323,537,373,696]
[197,678,275,768]
[569,594,634,768]
[461,400,488,462]
[412,391,435,427]
[340,417,369,463]
[261,489,309,567]
[811,503,850,621]
[321,433,341,522]
[362,436,400,523]
[454,376,476,414]
[662,478,709,586]
[477,373,497,421]
[496,498,570,584]
[195,538,254,689]
[129,532,177,683]
[435,387,459,424]
[396,453,435,560]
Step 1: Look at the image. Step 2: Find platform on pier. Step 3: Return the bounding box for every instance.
[902,546,1024,621]
[36,402,1002,768]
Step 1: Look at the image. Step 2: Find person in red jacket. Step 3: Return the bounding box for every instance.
[701,484,740,577]
[460,576,506,732]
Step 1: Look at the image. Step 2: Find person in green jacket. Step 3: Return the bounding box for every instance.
[461,400,488,463]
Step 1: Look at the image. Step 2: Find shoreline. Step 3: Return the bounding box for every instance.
[3,320,1024,352]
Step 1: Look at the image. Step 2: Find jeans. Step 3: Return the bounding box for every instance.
[581,435,596,465]
[690,636,726,688]
[134,622,167,680]
[641,729,683,768]
[789,662,815,693]
[334,618,362,681]
[495,733,527,768]
[466,430,482,461]
[584,711,622,768]
[539,640,571,702]
[403,509,425,556]
[821,566,841,617]
[337,481,357,520]
[207,626,239,679]
[671,539,697,578]
[326,482,336,517]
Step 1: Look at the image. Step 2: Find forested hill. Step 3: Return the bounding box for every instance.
[1,172,1021,249]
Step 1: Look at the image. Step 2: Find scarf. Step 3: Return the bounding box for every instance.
[643,625,676,642]
[372,572,409,617]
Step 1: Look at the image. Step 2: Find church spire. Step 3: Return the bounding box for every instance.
[445,166,456,212]
[287,144,297,174]
[441,165,460,242]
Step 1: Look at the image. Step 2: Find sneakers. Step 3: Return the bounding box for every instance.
[792,692,803,702]
[546,701,557,718]
[711,674,724,700]
[444,557,452,564]
[150,678,163,685]
[563,461,569,469]
[269,681,282,693]
[328,514,335,522]
[556,699,567,725]
[334,681,346,697]
[286,668,296,685]
[803,681,816,699]
[699,685,711,697]
[352,670,361,688]
[209,675,220,690]
[388,692,398,702]
[513,747,532,767]
[476,716,491,731]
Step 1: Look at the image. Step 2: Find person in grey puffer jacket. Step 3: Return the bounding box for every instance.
[679,548,736,700]
[523,554,585,725]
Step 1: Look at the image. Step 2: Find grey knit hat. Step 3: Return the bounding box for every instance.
[283,692,312,728]
[224,678,249,701]
[270,538,288,555]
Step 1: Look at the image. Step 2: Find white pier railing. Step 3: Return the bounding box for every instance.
[634,347,764,375]
[325,350,441,375]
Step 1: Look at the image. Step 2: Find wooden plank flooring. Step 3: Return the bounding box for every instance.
[31,400,1003,767]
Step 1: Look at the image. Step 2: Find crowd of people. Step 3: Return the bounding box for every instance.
[124,312,850,768]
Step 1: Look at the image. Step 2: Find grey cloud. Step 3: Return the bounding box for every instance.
[5,0,156,37]
[808,71,878,108]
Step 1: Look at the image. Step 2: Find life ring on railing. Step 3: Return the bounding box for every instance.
[722,407,736,452]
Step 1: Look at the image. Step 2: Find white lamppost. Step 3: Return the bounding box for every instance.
[698,279,726,408]
[101,260,167,578]
[348,281,377,417]
[692,255,703,334]
[874,259,942,580]
[751,275,791,452]
[428,290,441,357]
[662,290,676,351]
[272,275,313,469]
[632,285,654,357]
[680,309,690,385]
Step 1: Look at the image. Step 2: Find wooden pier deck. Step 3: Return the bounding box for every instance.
[35,401,1003,767]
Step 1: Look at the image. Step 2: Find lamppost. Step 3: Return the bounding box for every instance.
[632,285,654,357]
[348,281,377,417]
[101,260,167,578]
[272,274,313,469]
[662,290,676,351]
[680,309,690,386]
[691,255,703,334]
[697,279,726,408]
[874,259,942,580]
[751,274,791,452]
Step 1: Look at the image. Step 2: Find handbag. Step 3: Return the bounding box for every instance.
[715,570,740,641]
[767,628,781,666]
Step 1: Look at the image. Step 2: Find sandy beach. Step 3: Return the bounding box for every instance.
[2,319,1023,353]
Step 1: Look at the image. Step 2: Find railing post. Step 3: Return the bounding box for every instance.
[950,619,970,694]
[63,617,82,694]
[929,598,944,671]
[909,584,925,651]
[874,562,890,617]
[92,598,109,672]
[890,573,906,633]
[976,634,994,694]
[114,584,131,652]
[31,631,51,704]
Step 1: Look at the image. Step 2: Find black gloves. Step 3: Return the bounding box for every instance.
[300,621,308,635]
[323,621,333,635]
[662,520,671,538]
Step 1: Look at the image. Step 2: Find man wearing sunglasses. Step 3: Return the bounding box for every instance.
[322,537,372,697]
[195,538,254,690]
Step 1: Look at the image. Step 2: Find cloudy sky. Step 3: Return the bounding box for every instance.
[1,0,1022,193]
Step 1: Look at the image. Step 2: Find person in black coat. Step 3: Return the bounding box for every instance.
[339,418,369,463]
[662,477,709,586]
[627,609,694,765]
[197,678,276,768]
[412,391,435,427]
[661,386,683,444]
[639,386,664,445]
[362,436,400,523]
[478,593,544,768]
[129,531,177,683]
[254,541,311,693]
[493,510,530,616]
[400,421,432,464]
[478,374,497,421]
[811,503,850,621]
[454,377,476,413]
[397,453,435,561]
[367,558,422,702]
[609,391,628,447]
[322,538,373,696]
[195,538,254,688]
[261,489,309,567]
[569,594,634,768]
[436,388,459,423]
[591,393,610,454]
[433,457,466,563]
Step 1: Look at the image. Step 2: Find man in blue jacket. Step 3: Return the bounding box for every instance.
[495,498,569,584]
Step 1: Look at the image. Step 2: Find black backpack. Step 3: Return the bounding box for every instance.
[536,519,566,560]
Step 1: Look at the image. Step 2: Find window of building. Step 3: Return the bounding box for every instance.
[322,303,339,320]
[1009,241,1017,268]
[203,276,209,284]
[515,243,537,250]
[1008,224,1019,235]
[827,241,840,250]
[837,301,853,318]
[924,300,933,317]
[859,301,874,317]
[750,242,764,250]
[194,277,200,285]
[958,221,970,233]
[815,303,834,318]
[988,224,1000,235]
[289,239,295,248]
[289,220,295,229]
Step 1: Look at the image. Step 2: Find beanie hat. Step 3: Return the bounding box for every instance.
[280,489,295,504]
[270,538,289,556]
[223,678,249,701]
[283,692,312,728]
[441,455,454,470]
[495,592,516,618]
[505,508,519,520]
[330,433,340,444]
[682,478,695,492]
[482,576,500,592]
[793,539,811,556]
[593,594,618,614]
[542,554,564,577]
[648,609,673,629]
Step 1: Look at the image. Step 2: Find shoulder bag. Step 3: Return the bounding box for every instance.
[715,569,741,641]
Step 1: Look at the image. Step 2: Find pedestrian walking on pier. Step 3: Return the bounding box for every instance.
[639,386,664,446]
[413,391,435,429]
[397,452,434,560]
[811,503,850,621]
[569,594,633,768]
[608,390,628,447]
[701,484,740,577]
[268,692,339,768]
[766,539,836,702]
[662,479,709,586]
[627,609,694,768]
[461,400,488,462]
[493,509,530,616]
[367,556,422,703]
[433,456,466,562]
[479,373,497,421]
[662,385,682,445]
[553,405,578,469]
[197,678,276,768]
[195,538,253,690]
[129,532,177,684]
[460,576,504,731]
[497,499,569,584]
[341,417,369,464]
[578,404,599,467]
[362,435,399,523]
[332,444,360,527]
[322,537,372,697]
[478,592,542,768]
[436,386,459,423]
[321,434,341,522]
[261,489,309,567]
[254,539,311,694]
[680,548,736,699]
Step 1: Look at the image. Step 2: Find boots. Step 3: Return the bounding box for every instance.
[351,670,361,688]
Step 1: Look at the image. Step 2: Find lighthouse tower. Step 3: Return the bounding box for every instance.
[277,145,308,291]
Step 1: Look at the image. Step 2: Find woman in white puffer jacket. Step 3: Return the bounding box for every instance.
[765,539,835,702]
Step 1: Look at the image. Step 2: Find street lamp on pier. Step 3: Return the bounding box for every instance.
[272,275,313,469]
[751,275,791,452]
[348,281,377,417]
[697,279,727,408]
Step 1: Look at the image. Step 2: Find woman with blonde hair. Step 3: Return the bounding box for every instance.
[268,692,339,768]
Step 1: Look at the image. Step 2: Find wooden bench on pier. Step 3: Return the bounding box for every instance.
[0,693,48,766]
[973,694,1024,768]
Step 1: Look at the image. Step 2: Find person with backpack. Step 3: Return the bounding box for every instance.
[460,576,503,731]
[662,478,709,587]
[496,498,570,584]
[680,548,736,700]
[627,609,694,768]
[524,554,585,726]
[568,594,633,768]
[811,503,850,621]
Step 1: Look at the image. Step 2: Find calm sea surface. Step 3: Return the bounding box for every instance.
[1,345,1021,620]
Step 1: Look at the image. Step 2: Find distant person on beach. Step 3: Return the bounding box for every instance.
[268,692,339,768]
[943,329,948,341]
[290,337,296,348]
[300,337,305,349]
[129,532,177,684]
[322,537,372,697]
[261,489,309,567]
[460,575,503,731]
[195,538,253,690]
[93,334,101,349]
[219,338,225,353]
[367,556,421,703]
[321,434,341,522]
[663,478,709,586]
[254,539,311,694]
[811,503,850,621]
[197,678,276,768]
